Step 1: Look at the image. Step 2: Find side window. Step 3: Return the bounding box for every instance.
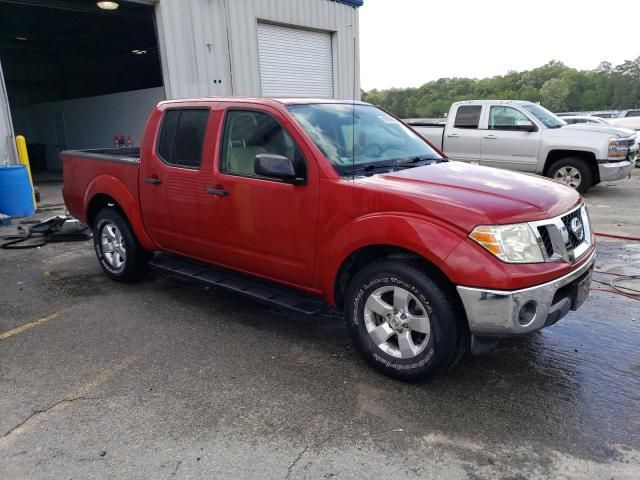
[488,106,530,131]
[627,110,640,118]
[157,109,209,167]
[453,105,482,129]
[221,110,306,178]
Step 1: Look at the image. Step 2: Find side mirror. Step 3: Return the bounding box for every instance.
[254,154,304,184]
[516,119,536,132]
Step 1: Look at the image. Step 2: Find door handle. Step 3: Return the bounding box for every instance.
[144,177,162,185]
[484,135,497,140]
[207,187,228,197]
[447,133,460,138]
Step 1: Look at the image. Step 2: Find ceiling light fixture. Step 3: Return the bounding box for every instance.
[16,37,28,41]
[96,1,119,10]
[132,49,147,55]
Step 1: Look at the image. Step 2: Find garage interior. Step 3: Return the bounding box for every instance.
[0,0,164,173]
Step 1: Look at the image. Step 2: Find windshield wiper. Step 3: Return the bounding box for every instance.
[342,162,395,176]
[394,155,439,168]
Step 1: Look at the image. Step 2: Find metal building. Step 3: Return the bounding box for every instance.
[157,0,361,99]
[0,0,363,170]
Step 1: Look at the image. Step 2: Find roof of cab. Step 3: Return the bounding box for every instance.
[451,99,535,106]
[157,97,370,108]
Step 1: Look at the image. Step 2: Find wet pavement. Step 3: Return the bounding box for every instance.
[0,174,639,479]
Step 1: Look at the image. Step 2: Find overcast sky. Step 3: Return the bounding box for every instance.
[359,0,640,91]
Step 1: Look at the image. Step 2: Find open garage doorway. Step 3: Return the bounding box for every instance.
[0,0,164,174]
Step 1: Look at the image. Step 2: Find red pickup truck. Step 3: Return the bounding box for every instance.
[62,98,596,381]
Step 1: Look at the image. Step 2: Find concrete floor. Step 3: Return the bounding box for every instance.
[582,168,640,238]
[1,171,639,479]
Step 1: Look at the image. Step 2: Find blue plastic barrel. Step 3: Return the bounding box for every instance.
[0,165,35,217]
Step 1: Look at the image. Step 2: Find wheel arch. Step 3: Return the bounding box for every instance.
[543,149,599,183]
[319,213,466,310]
[83,175,157,251]
[333,244,464,313]
[87,193,125,228]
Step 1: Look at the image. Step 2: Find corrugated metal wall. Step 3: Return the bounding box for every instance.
[155,0,360,100]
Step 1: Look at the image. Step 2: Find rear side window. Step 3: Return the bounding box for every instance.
[157,109,209,167]
[453,105,482,129]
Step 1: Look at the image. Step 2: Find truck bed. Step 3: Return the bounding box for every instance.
[410,125,445,150]
[64,147,141,163]
[61,147,141,225]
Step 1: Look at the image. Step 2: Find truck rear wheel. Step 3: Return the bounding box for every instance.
[547,157,593,193]
[93,208,150,282]
[344,260,461,381]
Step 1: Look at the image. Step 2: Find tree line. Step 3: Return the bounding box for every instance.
[362,58,640,118]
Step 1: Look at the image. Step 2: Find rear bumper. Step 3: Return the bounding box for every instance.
[456,250,596,336]
[598,160,634,182]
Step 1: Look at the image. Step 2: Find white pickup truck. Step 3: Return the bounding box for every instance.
[409,100,637,193]
[609,109,640,131]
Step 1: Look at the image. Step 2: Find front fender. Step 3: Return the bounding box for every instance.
[540,145,603,169]
[317,212,466,306]
[84,175,157,251]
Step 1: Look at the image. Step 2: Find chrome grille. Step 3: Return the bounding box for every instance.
[560,209,583,249]
[529,205,592,263]
[621,136,637,147]
[537,226,554,257]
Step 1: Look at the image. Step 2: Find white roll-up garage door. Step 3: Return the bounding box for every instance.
[257,23,334,98]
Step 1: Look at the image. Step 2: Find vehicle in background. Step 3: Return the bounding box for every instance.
[589,111,621,119]
[409,100,637,193]
[561,116,639,167]
[561,115,612,125]
[609,109,640,131]
[62,97,596,381]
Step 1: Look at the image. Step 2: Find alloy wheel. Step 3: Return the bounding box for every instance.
[100,222,126,270]
[363,285,431,359]
[553,166,582,189]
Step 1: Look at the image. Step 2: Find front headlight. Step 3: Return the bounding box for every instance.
[608,137,628,160]
[469,223,544,263]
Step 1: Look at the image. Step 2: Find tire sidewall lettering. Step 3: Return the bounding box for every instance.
[351,273,436,372]
[94,216,126,276]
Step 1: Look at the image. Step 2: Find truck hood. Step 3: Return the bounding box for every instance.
[560,123,636,138]
[360,162,581,230]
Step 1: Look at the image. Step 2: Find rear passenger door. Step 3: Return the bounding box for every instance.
[443,105,483,163]
[203,106,319,287]
[139,107,213,255]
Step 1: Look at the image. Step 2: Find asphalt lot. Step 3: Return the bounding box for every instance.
[1,171,639,479]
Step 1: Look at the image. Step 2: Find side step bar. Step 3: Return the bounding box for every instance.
[149,253,326,315]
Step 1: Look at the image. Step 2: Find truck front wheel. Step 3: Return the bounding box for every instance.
[547,157,593,193]
[344,260,461,381]
[93,208,150,282]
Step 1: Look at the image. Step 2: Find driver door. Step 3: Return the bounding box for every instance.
[202,106,319,287]
[480,105,541,172]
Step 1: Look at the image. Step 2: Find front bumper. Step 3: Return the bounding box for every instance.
[598,160,634,182]
[456,250,596,336]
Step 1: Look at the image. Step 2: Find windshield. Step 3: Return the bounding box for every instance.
[287,103,442,176]
[522,103,566,128]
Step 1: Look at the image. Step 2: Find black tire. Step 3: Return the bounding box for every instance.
[547,157,593,194]
[344,260,461,382]
[93,208,151,282]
